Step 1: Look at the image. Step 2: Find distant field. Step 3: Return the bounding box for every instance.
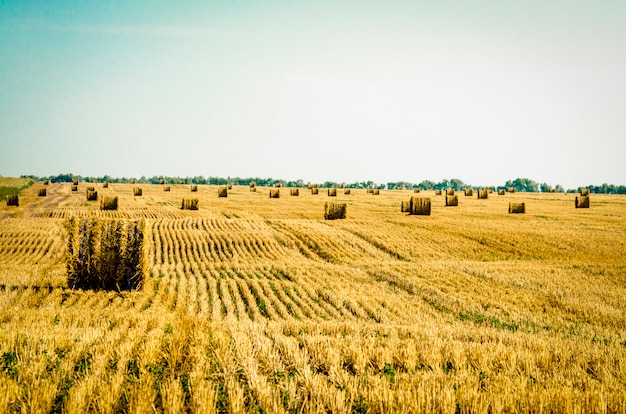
[0,181,625,413]
[0,176,34,202]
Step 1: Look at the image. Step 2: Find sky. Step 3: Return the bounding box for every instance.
[1,1,625,188]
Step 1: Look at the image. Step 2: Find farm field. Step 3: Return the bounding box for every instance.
[0,181,625,413]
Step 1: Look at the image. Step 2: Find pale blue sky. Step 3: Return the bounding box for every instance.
[1,1,625,188]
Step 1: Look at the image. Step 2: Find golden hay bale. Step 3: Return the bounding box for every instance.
[250,182,256,188]
[307,184,312,189]
[580,188,590,196]
[103,182,109,188]
[477,189,489,199]
[86,190,98,201]
[397,186,403,190]
[311,188,319,195]
[372,189,380,195]
[250,187,257,192]
[159,179,165,185]
[182,198,199,210]
[464,189,473,196]
[72,179,79,185]
[65,217,146,291]
[344,189,351,195]
[190,185,198,192]
[488,189,493,194]
[413,189,421,193]
[275,183,282,188]
[228,184,233,190]
[218,187,228,197]
[130,179,136,184]
[328,188,337,197]
[163,186,171,192]
[269,189,280,198]
[575,195,590,208]
[71,185,78,192]
[339,184,344,189]
[550,188,556,193]
[180,180,185,185]
[38,188,47,197]
[509,202,526,214]
[401,200,410,213]
[435,190,442,196]
[133,187,142,196]
[445,195,458,206]
[367,189,374,194]
[507,187,516,193]
[6,195,19,206]
[290,188,299,196]
[43,179,49,185]
[498,189,506,195]
[324,202,347,220]
[409,197,431,215]
[100,197,118,211]
[446,189,455,196]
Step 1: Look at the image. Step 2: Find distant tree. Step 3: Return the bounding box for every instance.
[555,184,565,193]
[540,183,552,193]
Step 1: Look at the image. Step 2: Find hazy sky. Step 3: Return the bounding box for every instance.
[1,1,625,188]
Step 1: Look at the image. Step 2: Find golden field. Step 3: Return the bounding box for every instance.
[0,182,625,413]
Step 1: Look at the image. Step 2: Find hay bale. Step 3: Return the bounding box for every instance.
[367,189,374,194]
[250,182,256,188]
[100,197,119,211]
[159,179,165,185]
[550,188,556,193]
[190,185,198,192]
[72,179,79,185]
[580,188,590,196]
[498,189,505,195]
[488,189,493,194]
[43,179,49,185]
[464,189,473,196]
[328,188,337,197]
[413,189,421,193]
[6,195,19,206]
[507,187,516,193]
[133,187,142,196]
[38,188,47,197]
[164,186,171,192]
[435,190,442,196]
[250,187,257,192]
[401,201,410,213]
[182,198,199,210]
[509,202,526,214]
[228,184,233,190]
[311,188,319,195]
[324,202,347,220]
[397,186,403,191]
[409,197,431,215]
[71,185,78,192]
[65,217,146,291]
[269,189,280,198]
[372,189,380,195]
[446,189,454,196]
[275,183,282,188]
[180,180,185,185]
[103,182,109,188]
[575,195,590,208]
[344,189,351,195]
[445,195,458,207]
[86,190,98,201]
[130,179,136,184]
[290,188,299,196]
[218,187,228,197]
[477,189,488,199]
[339,184,344,189]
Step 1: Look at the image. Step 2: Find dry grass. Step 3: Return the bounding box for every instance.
[0,183,625,413]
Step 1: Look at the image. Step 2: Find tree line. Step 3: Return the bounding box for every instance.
[20,174,626,194]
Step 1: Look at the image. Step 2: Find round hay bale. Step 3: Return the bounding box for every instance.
[509,202,526,214]
[339,184,344,189]
[227,184,233,190]
[435,190,442,196]
[446,189,454,196]
[133,187,142,196]
[6,195,19,206]
[71,185,78,192]
[250,187,257,192]
[575,195,590,208]
[86,190,98,201]
[464,189,473,196]
[275,183,282,188]
[159,179,165,185]
[410,197,431,215]
[445,195,458,206]
[130,179,136,184]
[250,182,256,188]
[372,189,380,195]
[413,188,421,193]
[269,189,280,198]
[190,185,198,192]
[180,180,185,185]
[103,182,109,188]
[72,179,79,186]
[182,198,199,210]
[290,188,299,196]
[43,179,49,185]
[580,188,590,196]
[218,187,228,197]
[164,186,171,192]
[100,197,118,210]
[38,188,47,197]
[401,200,410,213]
[498,189,506,195]
[328,188,337,197]
[344,189,351,195]
[477,189,489,199]
[324,202,347,220]
[311,188,319,195]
